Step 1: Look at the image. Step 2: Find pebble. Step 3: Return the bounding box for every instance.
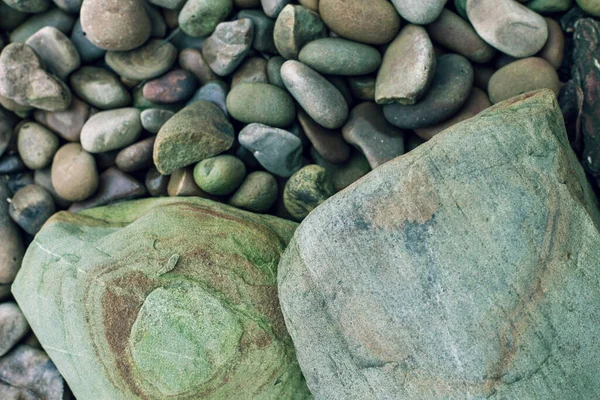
[311,148,371,192]
[298,109,350,164]
[141,109,174,134]
[0,303,30,357]
[80,0,151,51]
[0,180,24,284]
[384,54,474,129]
[473,64,495,91]
[33,96,89,142]
[342,102,405,168]
[375,25,435,105]
[51,143,99,202]
[236,0,260,7]
[145,166,169,197]
[187,80,229,116]
[274,5,326,60]
[414,87,491,140]
[179,0,234,37]
[488,57,561,104]
[105,40,178,81]
[299,0,318,10]
[348,76,376,101]
[298,38,382,76]
[227,83,296,128]
[70,19,106,63]
[538,18,565,69]
[2,0,51,13]
[467,0,548,58]
[425,9,495,64]
[0,108,15,158]
[390,0,447,24]
[178,48,219,85]
[239,123,303,177]
[202,19,254,76]
[0,154,27,174]
[69,66,131,110]
[68,167,147,213]
[9,184,56,235]
[228,171,278,212]
[283,164,334,221]
[281,60,348,129]
[9,8,75,44]
[132,86,181,112]
[261,0,291,17]
[6,173,34,196]
[80,108,142,153]
[527,0,573,13]
[237,10,276,54]
[17,122,59,170]
[143,70,198,105]
[576,0,600,15]
[167,166,208,197]
[148,0,186,8]
[33,167,71,208]
[154,101,234,175]
[53,0,83,13]
[0,3,28,31]
[144,2,167,39]
[0,43,72,112]
[193,155,246,195]
[231,57,269,87]
[115,137,156,173]
[267,56,286,89]
[318,0,401,45]
[25,26,81,81]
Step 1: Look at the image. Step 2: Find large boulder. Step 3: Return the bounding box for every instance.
[278,90,600,399]
[12,197,311,399]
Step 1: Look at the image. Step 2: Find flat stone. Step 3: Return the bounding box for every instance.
[115,137,156,173]
[390,0,446,24]
[281,60,348,129]
[298,109,350,164]
[33,96,89,142]
[9,8,75,44]
[9,184,56,235]
[0,303,29,357]
[187,80,229,116]
[25,26,80,81]
[68,167,147,213]
[278,90,600,400]
[0,43,72,112]
[145,166,169,197]
[0,180,24,284]
[488,57,561,104]
[239,123,304,177]
[467,0,548,58]
[318,0,401,45]
[80,0,151,51]
[81,108,142,153]
[178,48,219,85]
[193,155,246,196]
[274,5,326,60]
[426,9,495,63]
[227,83,296,128]
[375,25,435,105]
[228,171,278,212]
[70,66,131,110]
[414,87,491,140]
[342,102,405,168]
[202,19,254,76]
[70,19,106,63]
[140,109,174,134]
[51,143,99,202]
[143,70,198,105]
[0,345,66,399]
[384,54,473,129]
[231,57,269,88]
[17,121,59,170]
[237,10,276,54]
[283,164,334,221]
[179,0,233,37]
[105,40,178,81]
[299,38,382,76]
[261,0,291,17]
[154,101,234,175]
[538,18,565,69]
[311,148,371,192]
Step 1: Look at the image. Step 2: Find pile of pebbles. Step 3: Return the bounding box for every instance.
[0,0,599,396]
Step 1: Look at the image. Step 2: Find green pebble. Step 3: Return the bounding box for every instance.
[228,171,278,213]
[9,8,75,43]
[179,0,233,37]
[193,155,246,196]
[298,38,382,76]
[526,0,573,13]
[226,83,296,128]
[267,56,286,89]
[576,0,600,15]
[311,148,371,192]
[283,164,335,221]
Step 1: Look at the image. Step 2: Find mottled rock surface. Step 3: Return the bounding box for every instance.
[278,90,600,399]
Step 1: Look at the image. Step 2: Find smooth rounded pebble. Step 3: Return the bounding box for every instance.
[70,66,131,110]
[179,0,233,37]
[51,143,98,202]
[227,83,296,128]
[281,60,348,129]
[0,302,29,357]
[80,108,142,153]
[143,69,198,105]
[390,0,447,24]
[25,26,81,81]
[273,4,326,60]
[283,164,334,221]
[228,171,278,212]
[576,0,600,16]
[488,57,561,104]
[141,109,174,134]
[0,181,24,284]
[115,137,156,173]
[9,184,55,235]
[105,40,178,81]
[2,0,51,13]
[538,18,565,69]
[193,155,246,196]
[17,122,59,170]
[202,19,254,76]
[298,38,382,76]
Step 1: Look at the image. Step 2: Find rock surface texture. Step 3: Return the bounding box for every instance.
[278,90,600,399]
[12,197,311,400]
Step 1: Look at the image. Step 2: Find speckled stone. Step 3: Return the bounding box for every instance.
[227,83,296,128]
[283,164,334,221]
[202,19,254,76]
[70,66,131,110]
[105,40,178,81]
[267,56,286,89]
[274,5,326,60]
[179,0,233,37]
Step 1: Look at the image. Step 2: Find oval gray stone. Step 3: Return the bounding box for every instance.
[390,0,447,24]
[70,66,131,110]
[80,108,142,153]
[298,38,382,76]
